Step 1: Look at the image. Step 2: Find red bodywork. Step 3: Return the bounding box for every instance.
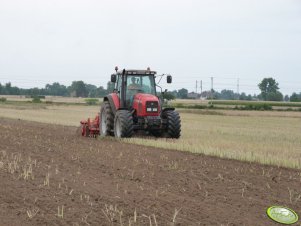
[80,115,100,137]
[110,93,120,110]
[132,93,160,117]
[80,93,160,137]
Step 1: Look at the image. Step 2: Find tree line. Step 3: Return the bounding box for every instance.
[0,77,300,102]
[164,78,301,102]
[0,81,114,98]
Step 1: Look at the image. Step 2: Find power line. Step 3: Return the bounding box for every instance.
[1,75,301,86]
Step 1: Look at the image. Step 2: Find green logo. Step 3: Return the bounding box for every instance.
[267,206,299,224]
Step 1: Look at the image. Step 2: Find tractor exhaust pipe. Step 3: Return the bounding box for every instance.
[121,69,126,108]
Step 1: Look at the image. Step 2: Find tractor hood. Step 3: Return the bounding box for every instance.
[132,93,160,117]
[134,93,159,101]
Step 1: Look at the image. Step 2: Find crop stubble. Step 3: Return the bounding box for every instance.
[0,118,300,225]
[0,104,300,169]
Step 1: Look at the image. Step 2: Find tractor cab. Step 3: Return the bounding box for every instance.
[110,68,172,110]
[111,69,158,108]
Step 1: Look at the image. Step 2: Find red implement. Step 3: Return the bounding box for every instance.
[80,115,100,137]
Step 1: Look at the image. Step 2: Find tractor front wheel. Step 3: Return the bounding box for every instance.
[114,110,134,138]
[163,110,181,139]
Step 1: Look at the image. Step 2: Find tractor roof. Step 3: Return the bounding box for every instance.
[116,69,157,75]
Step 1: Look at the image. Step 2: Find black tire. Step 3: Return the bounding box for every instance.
[163,110,181,139]
[100,101,114,136]
[150,130,162,137]
[114,110,134,138]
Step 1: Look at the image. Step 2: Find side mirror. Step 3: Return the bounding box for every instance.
[111,74,116,83]
[167,75,172,83]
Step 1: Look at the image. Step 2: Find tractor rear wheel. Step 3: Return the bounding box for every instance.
[114,110,134,138]
[163,110,181,138]
[100,101,114,136]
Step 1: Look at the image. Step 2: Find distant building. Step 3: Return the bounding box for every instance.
[187,91,216,99]
[187,92,199,99]
[200,91,212,100]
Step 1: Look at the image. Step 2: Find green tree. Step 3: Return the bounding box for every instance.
[220,89,235,100]
[284,95,290,102]
[170,90,178,98]
[45,82,68,96]
[177,88,188,99]
[96,86,108,97]
[162,92,176,100]
[5,82,11,95]
[87,86,107,97]
[239,92,252,100]
[258,77,280,101]
[290,92,301,102]
[212,90,220,99]
[10,86,20,95]
[69,81,88,97]
[85,84,98,97]
[267,91,283,101]
[106,81,115,93]
[30,87,40,96]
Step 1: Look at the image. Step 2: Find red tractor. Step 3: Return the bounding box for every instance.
[81,67,181,138]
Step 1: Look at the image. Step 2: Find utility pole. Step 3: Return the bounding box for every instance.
[211,77,214,102]
[200,80,202,94]
[237,78,240,100]
[195,80,198,94]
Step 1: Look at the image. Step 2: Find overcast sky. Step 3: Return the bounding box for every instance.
[0,0,300,95]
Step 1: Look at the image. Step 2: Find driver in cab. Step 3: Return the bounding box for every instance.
[128,77,141,91]
[127,77,142,106]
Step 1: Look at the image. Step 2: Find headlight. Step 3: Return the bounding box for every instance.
[146,101,159,112]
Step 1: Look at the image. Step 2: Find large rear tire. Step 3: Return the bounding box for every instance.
[100,101,114,136]
[163,110,181,139]
[114,110,134,138]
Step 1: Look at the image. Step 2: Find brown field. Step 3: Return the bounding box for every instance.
[0,102,301,225]
[1,118,301,225]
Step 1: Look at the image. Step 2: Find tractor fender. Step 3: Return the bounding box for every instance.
[116,108,128,111]
[103,93,120,115]
[162,107,175,113]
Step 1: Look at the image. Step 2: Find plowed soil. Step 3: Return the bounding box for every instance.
[0,118,300,226]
